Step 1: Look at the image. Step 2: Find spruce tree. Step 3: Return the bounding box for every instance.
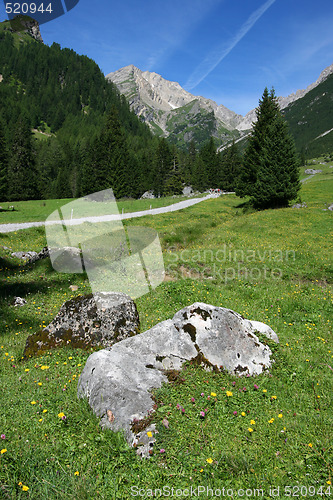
[220,140,242,191]
[152,138,172,196]
[236,88,300,208]
[199,137,219,187]
[0,118,8,202]
[7,116,39,201]
[164,147,183,195]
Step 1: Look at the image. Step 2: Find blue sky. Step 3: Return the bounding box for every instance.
[2,0,333,115]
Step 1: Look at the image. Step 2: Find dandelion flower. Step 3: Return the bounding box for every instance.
[147,431,153,438]
[226,391,233,397]
[40,366,49,370]
[74,471,79,476]
[248,428,253,433]
[30,401,36,405]
[58,412,65,418]
[308,443,313,448]
[271,395,277,400]
[241,412,246,417]
[278,414,283,418]
[269,418,274,424]
[250,420,256,425]
[1,449,7,454]
[206,458,213,464]
[211,392,216,397]
[263,389,267,393]
[22,485,29,491]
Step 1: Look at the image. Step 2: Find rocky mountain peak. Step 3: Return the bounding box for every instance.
[106,66,243,147]
[9,15,43,42]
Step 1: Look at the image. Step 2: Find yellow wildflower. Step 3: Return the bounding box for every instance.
[206,458,213,464]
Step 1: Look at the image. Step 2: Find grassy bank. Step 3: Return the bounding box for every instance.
[0,164,332,498]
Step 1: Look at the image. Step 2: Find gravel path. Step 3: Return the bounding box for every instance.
[0,194,215,234]
[300,174,316,184]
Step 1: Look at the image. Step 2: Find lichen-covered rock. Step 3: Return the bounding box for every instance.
[11,251,38,260]
[28,246,49,263]
[77,302,279,456]
[304,169,322,174]
[23,292,140,358]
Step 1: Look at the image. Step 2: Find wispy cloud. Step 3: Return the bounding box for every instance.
[185,0,277,90]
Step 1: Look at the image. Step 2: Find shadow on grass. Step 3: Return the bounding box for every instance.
[0,279,56,301]
[233,200,256,214]
[0,256,20,270]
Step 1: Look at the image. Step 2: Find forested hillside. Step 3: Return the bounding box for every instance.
[282,72,333,158]
[0,20,243,201]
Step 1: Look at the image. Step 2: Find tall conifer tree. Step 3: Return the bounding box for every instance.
[236,88,300,208]
[0,118,8,202]
[7,116,39,201]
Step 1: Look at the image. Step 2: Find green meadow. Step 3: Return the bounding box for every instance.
[0,162,332,498]
[0,195,207,225]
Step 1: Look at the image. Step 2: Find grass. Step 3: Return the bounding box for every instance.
[0,161,332,498]
[0,194,206,225]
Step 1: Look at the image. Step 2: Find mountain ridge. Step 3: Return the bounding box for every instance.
[107,63,333,147]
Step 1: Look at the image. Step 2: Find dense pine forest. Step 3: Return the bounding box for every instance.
[0,22,244,202]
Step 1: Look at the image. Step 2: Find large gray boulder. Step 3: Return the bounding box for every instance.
[140,190,155,199]
[23,292,140,358]
[182,186,194,196]
[77,302,278,456]
[304,168,322,174]
[11,250,38,260]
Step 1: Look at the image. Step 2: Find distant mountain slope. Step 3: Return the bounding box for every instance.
[282,70,333,157]
[106,65,242,149]
[236,63,333,131]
